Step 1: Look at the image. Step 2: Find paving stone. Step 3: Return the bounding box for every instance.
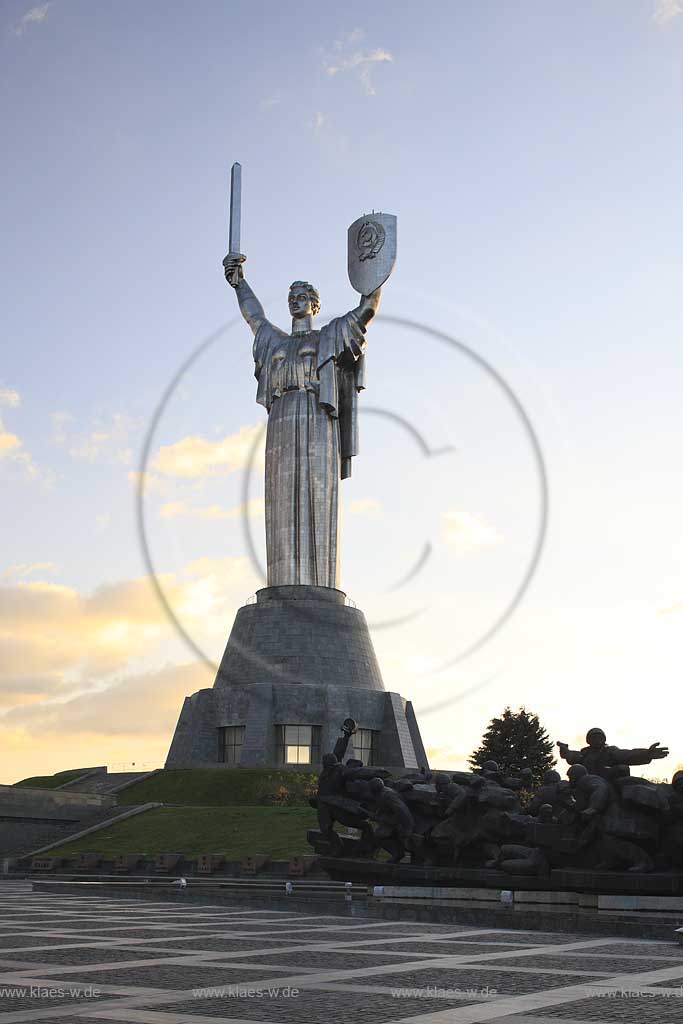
[266,929,424,944]
[3,881,682,1023]
[500,954,673,974]
[0,935,73,948]
[40,964,295,990]
[47,927,203,938]
[0,945,198,965]
[526,992,683,1021]
[473,931,580,944]
[128,936,309,951]
[8,1018,128,1024]
[241,949,435,969]
[353,939,529,954]
[592,941,683,957]
[152,988,480,1022]
[351,967,606,995]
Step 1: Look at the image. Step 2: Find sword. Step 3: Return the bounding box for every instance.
[223,161,244,285]
[228,161,241,255]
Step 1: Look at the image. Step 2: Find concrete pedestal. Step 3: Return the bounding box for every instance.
[166,585,428,770]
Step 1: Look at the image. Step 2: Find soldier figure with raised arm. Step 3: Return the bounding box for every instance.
[556,728,668,780]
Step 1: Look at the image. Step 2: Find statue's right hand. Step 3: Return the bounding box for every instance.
[223,253,246,288]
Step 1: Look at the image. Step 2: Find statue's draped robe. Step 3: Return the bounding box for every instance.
[253,311,366,588]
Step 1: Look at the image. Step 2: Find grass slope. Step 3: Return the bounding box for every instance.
[116,768,317,807]
[51,806,317,859]
[14,770,89,789]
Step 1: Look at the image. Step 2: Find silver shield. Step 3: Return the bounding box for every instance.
[347,212,397,294]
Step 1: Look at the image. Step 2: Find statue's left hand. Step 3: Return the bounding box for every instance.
[649,742,669,759]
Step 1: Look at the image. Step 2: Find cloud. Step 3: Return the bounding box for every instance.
[0,555,258,699]
[0,386,24,459]
[2,562,58,581]
[159,498,264,521]
[653,0,683,22]
[51,410,73,444]
[11,2,52,36]
[442,509,503,553]
[322,30,394,96]
[0,555,263,779]
[0,406,41,481]
[425,744,470,770]
[313,111,326,132]
[0,576,170,682]
[0,387,21,408]
[128,468,167,496]
[333,28,366,50]
[0,420,21,459]
[65,411,134,463]
[347,496,383,520]
[175,555,258,627]
[151,423,264,479]
[1,661,213,737]
[0,675,67,709]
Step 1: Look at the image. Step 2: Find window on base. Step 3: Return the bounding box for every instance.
[276,725,321,766]
[353,728,379,767]
[219,725,245,765]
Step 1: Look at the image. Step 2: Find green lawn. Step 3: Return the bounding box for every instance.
[50,805,317,860]
[116,768,317,807]
[14,770,89,789]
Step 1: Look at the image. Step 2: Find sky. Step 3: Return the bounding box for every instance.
[1,0,682,784]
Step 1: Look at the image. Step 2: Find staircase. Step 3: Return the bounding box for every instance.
[58,771,154,795]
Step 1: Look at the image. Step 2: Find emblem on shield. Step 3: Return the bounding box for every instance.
[348,212,397,294]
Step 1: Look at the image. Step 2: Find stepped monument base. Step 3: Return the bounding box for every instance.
[166,585,429,771]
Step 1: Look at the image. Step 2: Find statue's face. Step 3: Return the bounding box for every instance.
[288,286,314,319]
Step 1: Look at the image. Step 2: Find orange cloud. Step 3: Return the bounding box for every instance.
[0,552,263,782]
[2,661,212,738]
[442,508,503,553]
[152,423,264,479]
[160,498,264,520]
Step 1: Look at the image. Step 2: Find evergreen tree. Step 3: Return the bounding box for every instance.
[469,706,555,782]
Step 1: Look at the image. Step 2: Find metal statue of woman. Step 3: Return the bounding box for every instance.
[222,167,396,590]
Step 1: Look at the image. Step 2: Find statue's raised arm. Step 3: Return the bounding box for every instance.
[223,254,269,336]
[353,287,382,329]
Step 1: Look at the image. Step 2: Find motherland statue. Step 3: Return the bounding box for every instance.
[222,163,396,589]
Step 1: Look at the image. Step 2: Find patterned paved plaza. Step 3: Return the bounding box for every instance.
[1,881,683,1023]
